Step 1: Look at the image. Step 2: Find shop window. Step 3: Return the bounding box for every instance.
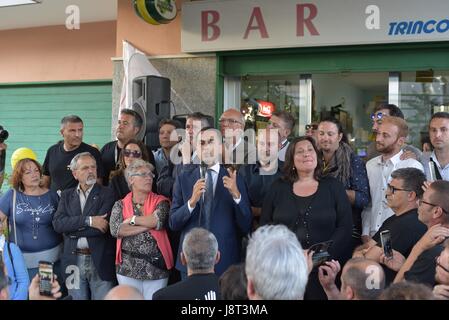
[398,71,449,149]
[311,72,389,158]
[240,75,300,133]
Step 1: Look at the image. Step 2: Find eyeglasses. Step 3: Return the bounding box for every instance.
[130,171,154,178]
[219,118,242,125]
[123,149,142,158]
[371,112,386,121]
[418,199,449,214]
[386,184,411,194]
[435,256,449,274]
[305,124,318,130]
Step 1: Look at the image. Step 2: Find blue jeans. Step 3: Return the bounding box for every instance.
[67,254,114,300]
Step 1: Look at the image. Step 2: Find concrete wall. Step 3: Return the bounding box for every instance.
[111,55,217,138]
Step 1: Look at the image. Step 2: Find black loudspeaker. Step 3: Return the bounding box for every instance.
[132,75,171,150]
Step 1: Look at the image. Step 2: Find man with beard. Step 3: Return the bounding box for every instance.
[366,104,421,161]
[42,115,104,194]
[361,117,423,243]
[53,152,116,300]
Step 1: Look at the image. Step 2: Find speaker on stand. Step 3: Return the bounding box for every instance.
[132,75,171,151]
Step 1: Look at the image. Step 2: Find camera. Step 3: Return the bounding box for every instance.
[0,126,8,144]
[309,240,333,268]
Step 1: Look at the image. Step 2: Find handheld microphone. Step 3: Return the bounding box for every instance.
[200,162,207,180]
[200,162,208,202]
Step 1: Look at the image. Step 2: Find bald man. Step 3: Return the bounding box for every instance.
[104,285,144,300]
[219,108,256,168]
[318,257,385,300]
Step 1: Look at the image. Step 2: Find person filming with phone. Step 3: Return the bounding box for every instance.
[353,168,427,285]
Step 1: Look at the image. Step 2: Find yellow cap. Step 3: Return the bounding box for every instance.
[11,147,37,170]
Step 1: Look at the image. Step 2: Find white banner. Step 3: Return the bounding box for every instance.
[182,0,449,52]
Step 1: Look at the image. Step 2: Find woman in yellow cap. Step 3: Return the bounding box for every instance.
[0,158,62,282]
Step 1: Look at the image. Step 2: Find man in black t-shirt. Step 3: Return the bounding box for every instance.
[42,115,103,194]
[381,180,449,286]
[353,168,427,284]
[100,109,155,185]
[153,228,221,300]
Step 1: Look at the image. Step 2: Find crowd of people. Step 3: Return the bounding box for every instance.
[1,104,449,300]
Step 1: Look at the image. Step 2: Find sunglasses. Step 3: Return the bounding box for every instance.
[123,149,142,158]
[306,124,318,130]
[371,112,386,121]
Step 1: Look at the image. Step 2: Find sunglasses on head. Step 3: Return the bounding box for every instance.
[123,149,142,158]
[371,112,386,121]
[306,124,318,130]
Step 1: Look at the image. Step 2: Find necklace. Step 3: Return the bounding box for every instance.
[24,193,43,240]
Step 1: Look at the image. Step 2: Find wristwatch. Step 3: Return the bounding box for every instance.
[129,216,136,226]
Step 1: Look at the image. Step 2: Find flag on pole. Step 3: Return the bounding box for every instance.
[119,40,161,111]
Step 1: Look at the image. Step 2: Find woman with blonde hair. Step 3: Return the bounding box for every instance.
[110,159,173,299]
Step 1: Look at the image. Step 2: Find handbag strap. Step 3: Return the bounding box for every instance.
[12,189,18,245]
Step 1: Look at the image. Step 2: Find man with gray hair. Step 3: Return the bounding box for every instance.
[42,115,104,194]
[153,228,221,300]
[53,152,116,300]
[245,224,308,300]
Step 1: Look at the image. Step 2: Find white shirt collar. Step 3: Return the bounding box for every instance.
[208,162,221,174]
[76,183,95,195]
[378,150,403,165]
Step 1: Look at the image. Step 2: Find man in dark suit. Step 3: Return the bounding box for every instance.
[219,108,257,170]
[53,152,116,300]
[170,128,252,278]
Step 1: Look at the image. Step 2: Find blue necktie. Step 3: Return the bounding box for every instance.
[203,169,214,230]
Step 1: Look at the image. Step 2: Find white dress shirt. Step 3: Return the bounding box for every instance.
[362,150,424,237]
[421,150,449,181]
[188,163,241,212]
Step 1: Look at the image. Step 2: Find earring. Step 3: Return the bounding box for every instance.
[292,167,296,171]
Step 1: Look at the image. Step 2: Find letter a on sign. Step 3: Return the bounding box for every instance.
[365,5,380,30]
[244,7,269,39]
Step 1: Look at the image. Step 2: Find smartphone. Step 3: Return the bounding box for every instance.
[309,240,333,268]
[380,230,393,259]
[38,261,54,296]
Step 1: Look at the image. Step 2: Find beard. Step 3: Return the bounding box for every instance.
[376,142,396,154]
[85,177,96,186]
